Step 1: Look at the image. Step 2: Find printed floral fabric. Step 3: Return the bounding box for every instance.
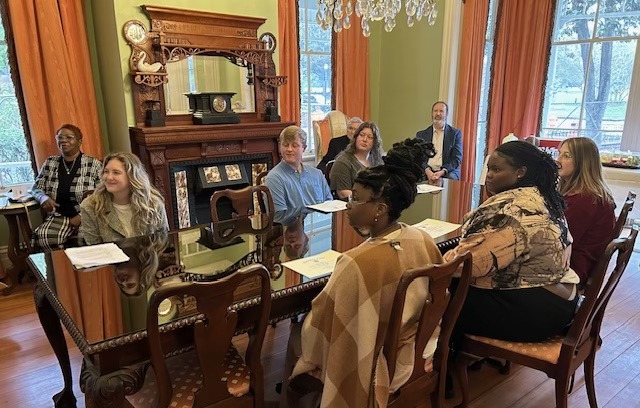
[445,187,577,289]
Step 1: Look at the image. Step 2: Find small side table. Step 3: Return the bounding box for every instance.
[0,198,39,295]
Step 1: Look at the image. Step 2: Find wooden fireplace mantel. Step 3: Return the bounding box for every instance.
[130,122,293,229]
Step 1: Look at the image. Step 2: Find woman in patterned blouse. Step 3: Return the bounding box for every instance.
[445,141,580,345]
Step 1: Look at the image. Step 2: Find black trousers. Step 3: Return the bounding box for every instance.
[450,280,579,349]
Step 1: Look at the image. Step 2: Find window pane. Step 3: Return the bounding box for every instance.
[581,40,636,148]
[299,0,332,153]
[542,44,586,137]
[299,0,308,51]
[554,0,597,41]
[308,8,331,53]
[596,0,640,38]
[0,32,32,186]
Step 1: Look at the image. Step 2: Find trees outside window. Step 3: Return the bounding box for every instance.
[299,0,333,153]
[0,20,32,187]
[541,0,640,150]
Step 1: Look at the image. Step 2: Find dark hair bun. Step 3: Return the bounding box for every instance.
[383,138,435,184]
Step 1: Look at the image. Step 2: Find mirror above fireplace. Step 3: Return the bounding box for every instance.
[123,5,287,127]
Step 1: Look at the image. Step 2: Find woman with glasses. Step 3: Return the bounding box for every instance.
[31,124,103,250]
[81,152,168,245]
[329,121,384,199]
[445,141,580,347]
[557,137,615,285]
[284,139,443,407]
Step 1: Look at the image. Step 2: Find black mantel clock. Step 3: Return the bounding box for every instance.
[184,92,241,125]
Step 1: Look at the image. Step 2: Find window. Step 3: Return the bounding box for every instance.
[298,0,333,153]
[474,0,499,183]
[0,19,32,187]
[541,0,640,150]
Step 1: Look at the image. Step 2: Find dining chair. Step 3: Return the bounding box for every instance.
[611,190,636,240]
[255,170,269,186]
[127,263,272,408]
[385,252,473,408]
[285,252,473,408]
[455,226,639,408]
[209,185,275,243]
[312,110,348,165]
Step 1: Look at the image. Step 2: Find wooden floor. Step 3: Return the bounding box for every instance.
[2,251,640,407]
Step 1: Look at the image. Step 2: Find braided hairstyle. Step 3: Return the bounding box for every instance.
[354,138,435,221]
[494,141,566,221]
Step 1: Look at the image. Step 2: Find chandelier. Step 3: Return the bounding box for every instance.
[316,0,438,37]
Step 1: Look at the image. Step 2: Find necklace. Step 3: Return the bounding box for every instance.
[62,156,78,175]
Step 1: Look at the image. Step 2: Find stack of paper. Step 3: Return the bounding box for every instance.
[281,250,342,279]
[306,200,348,213]
[65,243,130,269]
[416,184,444,194]
[413,218,461,239]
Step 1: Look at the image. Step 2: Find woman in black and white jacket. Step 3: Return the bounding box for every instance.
[30,124,102,250]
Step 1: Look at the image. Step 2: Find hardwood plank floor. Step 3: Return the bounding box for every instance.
[1,251,639,407]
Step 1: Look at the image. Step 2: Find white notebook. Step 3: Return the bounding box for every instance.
[65,243,130,269]
[281,250,341,279]
[413,218,461,239]
[306,200,348,213]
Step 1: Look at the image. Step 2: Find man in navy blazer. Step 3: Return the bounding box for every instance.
[415,101,463,181]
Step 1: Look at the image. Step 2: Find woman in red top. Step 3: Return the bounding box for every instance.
[557,137,615,285]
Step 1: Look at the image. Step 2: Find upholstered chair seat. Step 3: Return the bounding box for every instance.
[127,346,251,407]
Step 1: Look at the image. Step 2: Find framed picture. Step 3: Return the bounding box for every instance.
[174,170,191,229]
[225,164,242,181]
[203,166,222,183]
[197,162,249,188]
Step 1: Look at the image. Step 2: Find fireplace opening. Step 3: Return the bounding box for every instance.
[170,155,271,229]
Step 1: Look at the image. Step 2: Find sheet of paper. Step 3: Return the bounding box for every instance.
[413,218,461,239]
[417,183,444,194]
[281,250,342,279]
[306,200,348,213]
[65,243,130,269]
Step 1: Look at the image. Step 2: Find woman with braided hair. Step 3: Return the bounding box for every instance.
[445,141,580,345]
[283,139,445,407]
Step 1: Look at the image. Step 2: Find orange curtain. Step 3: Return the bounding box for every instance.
[333,13,370,120]
[7,0,103,166]
[455,0,490,183]
[278,0,301,124]
[486,0,555,154]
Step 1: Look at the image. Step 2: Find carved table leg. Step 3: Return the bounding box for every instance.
[81,359,149,408]
[34,283,77,408]
[3,215,21,295]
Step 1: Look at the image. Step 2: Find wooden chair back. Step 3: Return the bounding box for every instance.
[255,170,269,186]
[209,186,274,243]
[611,191,636,240]
[384,252,473,408]
[565,225,638,362]
[312,110,348,164]
[146,264,272,408]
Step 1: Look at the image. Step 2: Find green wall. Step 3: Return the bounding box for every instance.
[368,15,445,149]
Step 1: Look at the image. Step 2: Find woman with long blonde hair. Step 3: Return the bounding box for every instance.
[556,137,615,285]
[81,152,168,244]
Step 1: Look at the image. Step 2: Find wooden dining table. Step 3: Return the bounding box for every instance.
[27,179,480,408]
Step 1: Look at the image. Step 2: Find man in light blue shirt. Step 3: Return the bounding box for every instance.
[265,125,332,211]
